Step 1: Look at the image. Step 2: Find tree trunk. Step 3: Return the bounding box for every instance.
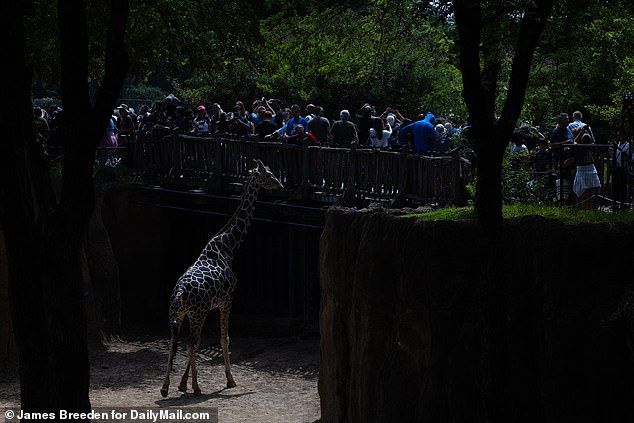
[454,1,554,420]
[475,141,505,231]
[0,0,129,414]
[474,137,509,421]
[0,229,17,377]
[8,233,91,413]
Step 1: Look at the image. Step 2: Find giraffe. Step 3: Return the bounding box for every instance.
[160,159,283,397]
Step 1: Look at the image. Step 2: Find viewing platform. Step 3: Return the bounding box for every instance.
[78,133,473,210]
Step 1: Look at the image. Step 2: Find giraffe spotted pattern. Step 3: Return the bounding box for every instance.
[161,159,284,397]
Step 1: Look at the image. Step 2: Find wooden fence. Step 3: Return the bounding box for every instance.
[120,134,472,207]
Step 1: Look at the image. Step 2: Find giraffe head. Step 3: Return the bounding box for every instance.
[251,159,284,190]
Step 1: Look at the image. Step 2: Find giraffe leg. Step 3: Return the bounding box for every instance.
[161,317,182,397]
[220,305,236,388]
[185,316,204,396]
[178,363,190,392]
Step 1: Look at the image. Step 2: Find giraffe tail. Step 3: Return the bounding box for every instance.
[169,320,179,358]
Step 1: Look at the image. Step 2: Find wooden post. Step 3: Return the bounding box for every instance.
[301,139,310,201]
[390,147,409,208]
[337,143,358,206]
[208,135,224,192]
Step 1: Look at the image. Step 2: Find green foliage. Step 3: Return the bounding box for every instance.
[406,204,634,225]
[25,1,634,135]
[501,150,553,205]
[120,85,167,102]
[254,1,465,117]
[51,156,142,191]
[32,97,61,112]
[465,149,553,206]
[93,157,143,185]
[465,176,477,201]
[402,206,475,220]
[527,1,634,140]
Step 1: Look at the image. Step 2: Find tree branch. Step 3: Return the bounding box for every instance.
[454,0,486,124]
[497,0,554,138]
[92,0,130,144]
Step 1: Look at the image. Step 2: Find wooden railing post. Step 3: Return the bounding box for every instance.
[337,143,358,206]
[301,139,310,201]
[390,147,409,208]
[207,135,224,192]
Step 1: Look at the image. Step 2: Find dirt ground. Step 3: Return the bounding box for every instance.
[0,331,321,423]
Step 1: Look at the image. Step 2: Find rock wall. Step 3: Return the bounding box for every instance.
[319,208,634,423]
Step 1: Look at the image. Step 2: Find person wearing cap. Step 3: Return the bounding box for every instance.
[169,106,192,132]
[194,105,211,136]
[329,110,359,147]
[305,104,317,122]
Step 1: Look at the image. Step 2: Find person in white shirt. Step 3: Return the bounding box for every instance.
[368,117,392,148]
[568,110,595,143]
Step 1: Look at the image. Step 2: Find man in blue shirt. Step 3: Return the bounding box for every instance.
[283,104,309,143]
[284,105,308,135]
[398,113,438,154]
[550,113,573,147]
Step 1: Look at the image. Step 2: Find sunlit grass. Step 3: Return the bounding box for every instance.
[402,206,475,221]
[403,204,634,224]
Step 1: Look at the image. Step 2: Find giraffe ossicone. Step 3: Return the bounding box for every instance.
[160,160,283,397]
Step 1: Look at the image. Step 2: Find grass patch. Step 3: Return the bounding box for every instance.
[402,206,475,221]
[403,204,634,225]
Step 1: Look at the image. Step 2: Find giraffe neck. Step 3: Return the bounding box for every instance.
[208,175,259,258]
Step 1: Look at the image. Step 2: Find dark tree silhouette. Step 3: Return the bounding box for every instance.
[0,0,129,413]
[453,0,554,420]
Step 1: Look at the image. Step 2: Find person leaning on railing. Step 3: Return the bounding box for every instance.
[611,129,632,209]
[550,113,574,204]
[563,133,601,209]
[229,100,255,137]
[193,105,212,137]
[255,111,278,141]
[307,106,331,144]
[116,104,136,144]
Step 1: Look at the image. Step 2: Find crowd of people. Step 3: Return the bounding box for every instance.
[55,96,466,155]
[33,96,632,208]
[508,110,631,208]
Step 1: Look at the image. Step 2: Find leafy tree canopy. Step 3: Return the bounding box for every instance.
[27,0,634,132]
